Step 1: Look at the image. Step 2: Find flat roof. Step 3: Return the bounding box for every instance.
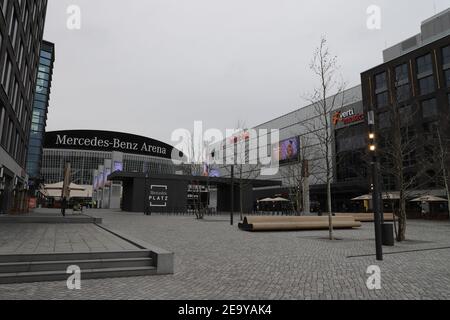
[108,172,282,188]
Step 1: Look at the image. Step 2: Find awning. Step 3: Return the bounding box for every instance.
[41,182,93,199]
[258,198,275,202]
[410,195,447,202]
[351,192,400,201]
[272,197,290,202]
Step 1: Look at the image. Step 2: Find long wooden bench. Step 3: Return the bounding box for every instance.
[238,216,361,232]
[335,213,394,222]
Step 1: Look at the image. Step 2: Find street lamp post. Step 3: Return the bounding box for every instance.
[368,111,383,261]
[230,165,234,226]
[144,166,150,216]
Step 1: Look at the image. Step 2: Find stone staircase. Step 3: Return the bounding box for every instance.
[0,250,158,284]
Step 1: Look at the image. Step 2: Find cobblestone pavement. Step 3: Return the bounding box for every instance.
[0,209,449,300]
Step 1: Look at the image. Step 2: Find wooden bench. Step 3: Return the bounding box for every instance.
[238,216,361,232]
[335,213,394,222]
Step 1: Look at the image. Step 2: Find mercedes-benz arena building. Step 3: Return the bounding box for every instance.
[41,130,185,208]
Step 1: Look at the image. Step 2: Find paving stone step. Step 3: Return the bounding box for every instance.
[0,216,102,224]
[0,257,153,273]
[0,250,151,263]
[0,266,158,284]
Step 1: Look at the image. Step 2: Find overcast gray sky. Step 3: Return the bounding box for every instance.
[43,0,450,144]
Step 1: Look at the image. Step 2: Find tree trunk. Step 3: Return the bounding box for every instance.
[437,131,450,218]
[445,178,450,219]
[240,182,244,221]
[397,189,407,242]
[327,179,334,240]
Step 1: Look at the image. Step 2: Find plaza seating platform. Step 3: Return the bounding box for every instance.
[335,213,394,222]
[238,216,362,232]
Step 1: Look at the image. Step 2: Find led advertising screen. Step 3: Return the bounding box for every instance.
[202,164,221,178]
[274,137,300,164]
[113,161,123,172]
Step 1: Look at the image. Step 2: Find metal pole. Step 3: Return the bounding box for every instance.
[371,157,383,261]
[378,161,385,225]
[368,111,383,261]
[144,170,149,216]
[231,165,234,226]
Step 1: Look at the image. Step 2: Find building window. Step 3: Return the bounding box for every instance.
[395,63,410,102]
[423,121,439,141]
[416,53,433,75]
[422,98,438,118]
[376,91,389,108]
[0,106,5,143]
[396,84,410,102]
[443,45,450,66]
[395,64,409,83]
[378,112,391,129]
[375,72,387,91]
[418,76,435,95]
[445,69,450,88]
[399,105,414,126]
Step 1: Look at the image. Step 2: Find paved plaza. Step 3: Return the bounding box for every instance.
[0,223,137,254]
[0,209,449,300]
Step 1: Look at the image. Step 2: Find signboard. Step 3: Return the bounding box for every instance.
[149,185,168,207]
[332,103,365,130]
[44,130,182,160]
[113,161,123,172]
[273,137,300,164]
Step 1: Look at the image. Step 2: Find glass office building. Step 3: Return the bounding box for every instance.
[26,40,54,192]
[0,0,48,214]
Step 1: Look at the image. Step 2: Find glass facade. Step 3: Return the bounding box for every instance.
[26,41,54,181]
[41,149,183,185]
[1,0,48,214]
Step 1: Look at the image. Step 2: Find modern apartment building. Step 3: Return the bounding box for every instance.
[361,9,450,199]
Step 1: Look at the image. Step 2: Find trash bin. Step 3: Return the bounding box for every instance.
[382,223,395,246]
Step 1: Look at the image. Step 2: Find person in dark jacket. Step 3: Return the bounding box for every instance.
[61,197,67,217]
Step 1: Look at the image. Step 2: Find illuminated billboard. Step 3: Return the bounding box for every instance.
[273,137,300,164]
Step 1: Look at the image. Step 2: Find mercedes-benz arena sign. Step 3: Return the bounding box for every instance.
[44,130,180,160]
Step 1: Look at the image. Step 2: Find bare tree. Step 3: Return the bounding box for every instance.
[377,78,437,241]
[183,132,207,219]
[303,36,347,240]
[222,121,260,220]
[435,125,450,217]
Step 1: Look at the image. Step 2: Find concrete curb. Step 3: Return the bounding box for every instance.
[94,224,174,275]
[0,214,102,224]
